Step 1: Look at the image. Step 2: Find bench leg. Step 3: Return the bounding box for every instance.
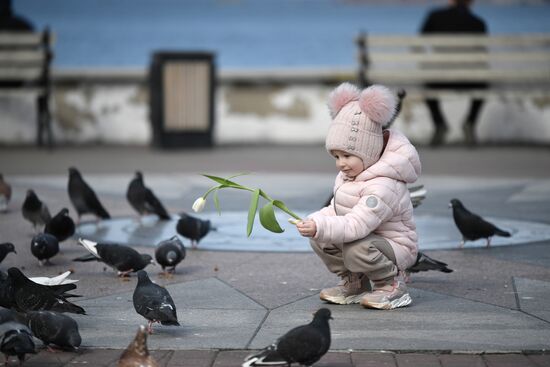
[36,95,54,148]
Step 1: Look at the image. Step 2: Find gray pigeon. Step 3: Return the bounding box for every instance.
[408,251,453,274]
[26,311,81,351]
[176,213,211,248]
[45,208,75,242]
[118,325,159,367]
[243,308,332,367]
[30,233,59,266]
[126,171,170,220]
[68,167,110,223]
[0,321,35,365]
[449,198,511,248]
[75,238,154,277]
[21,189,51,231]
[154,236,186,276]
[0,174,11,212]
[0,243,16,264]
[133,270,179,334]
[7,268,85,315]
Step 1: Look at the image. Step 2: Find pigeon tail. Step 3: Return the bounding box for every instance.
[72,253,98,262]
[494,228,511,237]
[78,238,100,257]
[53,302,86,315]
[242,345,287,367]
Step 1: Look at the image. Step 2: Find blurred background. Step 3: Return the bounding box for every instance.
[2,0,550,147]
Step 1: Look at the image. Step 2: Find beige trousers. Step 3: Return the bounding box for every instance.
[310,233,398,282]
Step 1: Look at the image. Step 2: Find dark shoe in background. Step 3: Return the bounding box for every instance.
[462,122,477,146]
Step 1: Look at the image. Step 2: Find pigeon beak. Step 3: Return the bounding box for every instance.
[12,250,17,254]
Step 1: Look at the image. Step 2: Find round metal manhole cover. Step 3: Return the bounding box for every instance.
[75,212,550,252]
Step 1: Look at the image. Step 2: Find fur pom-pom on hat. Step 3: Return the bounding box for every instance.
[359,85,396,125]
[327,82,360,118]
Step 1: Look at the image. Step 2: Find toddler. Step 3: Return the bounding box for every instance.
[296,83,421,310]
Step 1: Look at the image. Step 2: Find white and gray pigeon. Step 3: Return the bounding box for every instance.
[6,268,85,315]
[26,310,81,351]
[75,238,154,277]
[133,270,180,334]
[21,189,51,232]
[0,321,35,365]
[243,308,332,367]
[67,167,110,223]
[30,233,59,266]
[126,171,170,221]
[0,243,16,265]
[154,236,186,276]
[29,271,79,286]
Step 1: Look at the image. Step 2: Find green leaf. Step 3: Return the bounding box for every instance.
[202,174,246,190]
[273,200,301,220]
[259,201,284,234]
[246,189,260,237]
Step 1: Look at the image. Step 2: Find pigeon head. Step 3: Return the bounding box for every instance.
[136,270,150,283]
[7,267,25,281]
[68,167,81,178]
[135,171,144,180]
[449,199,464,209]
[141,254,154,265]
[2,242,16,254]
[25,189,36,198]
[313,308,333,322]
[60,208,70,216]
[129,325,150,357]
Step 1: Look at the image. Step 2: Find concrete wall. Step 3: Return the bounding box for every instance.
[1,68,549,146]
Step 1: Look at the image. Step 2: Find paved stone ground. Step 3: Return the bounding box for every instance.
[1,144,550,366]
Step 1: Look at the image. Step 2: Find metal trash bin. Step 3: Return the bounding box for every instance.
[149,52,215,148]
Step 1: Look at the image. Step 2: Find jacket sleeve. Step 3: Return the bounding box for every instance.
[307,198,336,220]
[311,183,397,244]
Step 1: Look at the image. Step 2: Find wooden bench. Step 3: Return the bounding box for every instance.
[355,33,550,99]
[0,28,53,147]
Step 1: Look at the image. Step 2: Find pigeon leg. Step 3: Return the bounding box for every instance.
[459,239,465,249]
[191,240,197,249]
[486,237,492,248]
[118,269,134,278]
[147,320,154,334]
[46,345,61,353]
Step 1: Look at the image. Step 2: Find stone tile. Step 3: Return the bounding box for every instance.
[68,349,122,366]
[514,277,550,322]
[395,353,440,367]
[250,292,550,351]
[484,354,538,367]
[167,350,217,367]
[314,352,353,366]
[212,350,251,367]
[439,354,486,367]
[351,352,397,367]
[527,354,550,367]
[25,349,77,364]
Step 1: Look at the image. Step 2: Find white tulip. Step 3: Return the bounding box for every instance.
[192,197,206,212]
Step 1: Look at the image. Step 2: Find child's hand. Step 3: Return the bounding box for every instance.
[295,220,317,238]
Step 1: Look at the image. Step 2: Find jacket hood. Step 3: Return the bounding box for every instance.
[351,129,421,184]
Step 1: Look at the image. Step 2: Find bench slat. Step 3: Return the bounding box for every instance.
[369,51,550,63]
[364,34,550,47]
[369,69,550,83]
[0,50,45,63]
[0,68,42,80]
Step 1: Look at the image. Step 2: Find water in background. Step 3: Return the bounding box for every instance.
[16,0,550,69]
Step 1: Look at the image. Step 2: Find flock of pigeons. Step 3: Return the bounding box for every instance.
[0,168,513,366]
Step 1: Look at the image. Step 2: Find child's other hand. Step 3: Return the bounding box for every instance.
[296,220,316,238]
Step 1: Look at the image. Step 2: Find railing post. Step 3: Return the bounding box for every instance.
[356,30,369,88]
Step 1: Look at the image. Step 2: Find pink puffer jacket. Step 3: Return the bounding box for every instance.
[309,129,422,270]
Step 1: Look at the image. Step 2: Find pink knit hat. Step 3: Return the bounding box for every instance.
[325,83,397,168]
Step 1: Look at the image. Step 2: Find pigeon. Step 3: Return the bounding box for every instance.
[154,236,186,276]
[30,233,59,266]
[0,321,35,365]
[176,213,211,248]
[45,208,75,242]
[117,325,159,367]
[0,174,11,212]
[68,167,111,223]
[0,243,16,264]
[405,251,453,282]
[21,189,51,232]
[449,198,511,248]
[133,270,179,334]
[26,311,81,351]
[29,270,79,286]
[242,308,332,367]
[409,185,427,209]
[6,268,85,315]
[126,171,170,221]
[75,238,154,277]
[0,308,25,325]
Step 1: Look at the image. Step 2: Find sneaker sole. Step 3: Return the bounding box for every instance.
[361,293,412,310]
[320,292,368,305]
